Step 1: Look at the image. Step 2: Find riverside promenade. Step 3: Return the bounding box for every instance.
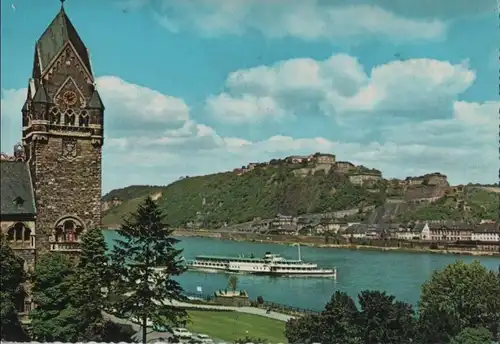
[163,299,294,322]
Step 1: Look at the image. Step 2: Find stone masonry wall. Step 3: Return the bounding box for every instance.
[32,137,101,255]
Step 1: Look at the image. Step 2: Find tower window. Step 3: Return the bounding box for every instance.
[50,107,61,125]
[79,110,89,127]
[14,223,23,241]
[24,227,31,241]
[53,217,84,243]
[65,109,76,126]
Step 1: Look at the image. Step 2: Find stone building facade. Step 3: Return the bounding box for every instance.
[0,4,104,316]
[22,5,104,256]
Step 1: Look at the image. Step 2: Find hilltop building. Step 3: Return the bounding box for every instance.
[0,3,104,316]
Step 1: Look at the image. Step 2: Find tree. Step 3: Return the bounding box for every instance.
[285,291,361,344]
[29,252,76,341]
[67,228,111,340]
[449,327,493,344]
[227,275,238,293]
[418,260,500,343]
[109,196,188,343]
[357,290,416,344]
[0,234,29,341]
[285,313,323,344]
[319,291,361,344]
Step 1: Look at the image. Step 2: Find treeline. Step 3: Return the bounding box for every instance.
[285,261,500,344]
[103,167,384,228]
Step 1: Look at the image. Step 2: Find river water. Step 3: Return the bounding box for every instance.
[103,230,500,312]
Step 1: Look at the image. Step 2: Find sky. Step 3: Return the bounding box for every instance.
[1,0,498,194]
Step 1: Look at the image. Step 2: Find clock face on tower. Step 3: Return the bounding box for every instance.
[62,91,77,106]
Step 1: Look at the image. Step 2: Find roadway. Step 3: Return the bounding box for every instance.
[103,300,293,342]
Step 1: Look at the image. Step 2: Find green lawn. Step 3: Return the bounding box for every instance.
[184,310,286,343]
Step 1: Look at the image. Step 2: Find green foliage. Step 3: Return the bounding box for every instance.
[29,230,114,342]
[102,185,164,202]
[395,187,500,223]
[99,321,135,342]
[357,290,416,344]
[395,200,463,223]
[0,234,29,341]
[109,196,188,343]
[450,327,493,344]
[465,188,500,221]
[29,252,77,341]
[103,167,384,227]
[234,336,267,344]
[67,228,111,340]
[285,290,415,344]
[418,261,500,343]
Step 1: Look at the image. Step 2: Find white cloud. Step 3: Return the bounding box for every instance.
[143,1,447,42]
[208,54,476,123]
[206,93,286,124]
[96,76,190,134]
[1,74,496,193]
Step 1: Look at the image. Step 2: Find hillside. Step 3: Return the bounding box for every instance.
[102,165,385,227]
[101,160,499,228]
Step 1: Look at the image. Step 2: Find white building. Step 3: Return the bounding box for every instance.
[471,223,500,242]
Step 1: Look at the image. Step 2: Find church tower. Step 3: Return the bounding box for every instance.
[22,3,104,256]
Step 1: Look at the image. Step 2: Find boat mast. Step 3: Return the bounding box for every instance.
[297,244,301,261]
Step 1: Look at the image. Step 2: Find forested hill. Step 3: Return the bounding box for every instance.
[102,166,385,227]
[101,163,499,228]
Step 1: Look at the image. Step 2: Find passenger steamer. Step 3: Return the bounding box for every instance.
[186,245,337,278]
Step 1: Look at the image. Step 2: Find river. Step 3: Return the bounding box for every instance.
[103,230,500,312]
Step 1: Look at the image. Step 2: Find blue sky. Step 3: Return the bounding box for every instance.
[1,0,498,194]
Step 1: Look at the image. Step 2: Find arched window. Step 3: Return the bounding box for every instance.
[54,226,63,242]
[79,110,89,127]
[53,217,85,242]
[49,107,61,125]
[64,220,75,242]
[24,227,31,241]
[14,223,23,241]
[65,109,76,126]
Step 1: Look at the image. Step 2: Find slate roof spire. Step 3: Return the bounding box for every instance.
[33,2,92,77]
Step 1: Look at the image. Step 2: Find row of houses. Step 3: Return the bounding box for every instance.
[345,221,500,242]
[257,215,500,243]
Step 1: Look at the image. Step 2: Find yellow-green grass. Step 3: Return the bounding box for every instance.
[184,310,286,343]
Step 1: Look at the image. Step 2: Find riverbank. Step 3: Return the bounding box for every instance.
[172,229,500,257]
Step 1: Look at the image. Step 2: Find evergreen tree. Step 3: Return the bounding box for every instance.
[109,196,188,343]
[0,234,29,341]
[29,252,76,341]
[67,228,111,340]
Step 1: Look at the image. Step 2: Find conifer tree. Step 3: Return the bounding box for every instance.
[109,196,187,343]
[68,228,111,340]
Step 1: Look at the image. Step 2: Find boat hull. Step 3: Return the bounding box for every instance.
[187,265,336,278]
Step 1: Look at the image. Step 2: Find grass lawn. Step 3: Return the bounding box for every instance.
[185,310,286,343]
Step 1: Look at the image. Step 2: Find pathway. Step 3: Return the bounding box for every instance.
[163,299,294,322]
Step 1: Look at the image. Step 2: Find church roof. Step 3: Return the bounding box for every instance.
[32,82,49,103]
[88,89,104,109]
[0,161,36,216]
[35,7,92,76]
